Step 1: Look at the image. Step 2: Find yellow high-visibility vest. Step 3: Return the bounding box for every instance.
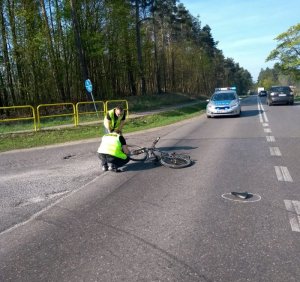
[106,108,125,130]
[97,133,127,159]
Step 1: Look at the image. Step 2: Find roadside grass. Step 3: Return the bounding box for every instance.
[0,102,206,152]
[0,116,80,134]
[0,121,35,133]
[4,93,295,153]
[0,93,204,134]
[126,93,204,111]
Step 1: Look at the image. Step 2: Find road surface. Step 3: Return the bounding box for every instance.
[0,95,300,281]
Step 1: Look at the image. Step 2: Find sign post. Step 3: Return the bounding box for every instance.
[85,79,99,117]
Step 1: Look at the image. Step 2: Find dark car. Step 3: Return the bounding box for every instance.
[267,86,294,106]
[258,90,267,97]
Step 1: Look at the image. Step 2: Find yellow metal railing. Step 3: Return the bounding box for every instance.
[1,99,129,132]
[76,101,105,125]
[105,100,129,116]
[0,105,37,131]
[37,103,76,129]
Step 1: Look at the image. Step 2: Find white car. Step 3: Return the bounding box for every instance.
[206,89,241,118]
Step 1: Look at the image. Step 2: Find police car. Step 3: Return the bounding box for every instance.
[206,87,241,118]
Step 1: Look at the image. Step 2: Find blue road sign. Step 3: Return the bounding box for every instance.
[85,79,93,93]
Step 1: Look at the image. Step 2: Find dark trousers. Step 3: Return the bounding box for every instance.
[98,153,129,168]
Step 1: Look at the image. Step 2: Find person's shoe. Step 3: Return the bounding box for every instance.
[112,168,122,172]
[108,165,121,172]
[102,165,108,171]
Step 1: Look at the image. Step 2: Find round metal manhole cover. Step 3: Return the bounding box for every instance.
[222,192,261,203]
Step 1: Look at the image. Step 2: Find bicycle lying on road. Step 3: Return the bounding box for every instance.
[128,137,192,169]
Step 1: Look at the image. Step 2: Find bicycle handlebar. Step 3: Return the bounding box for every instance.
[151,137,160,148]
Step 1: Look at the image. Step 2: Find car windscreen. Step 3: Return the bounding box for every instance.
[212,92,236,101]
[271,87,291,94]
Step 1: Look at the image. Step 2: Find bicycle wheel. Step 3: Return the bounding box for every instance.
[160,154,192,168]
[127,145,148,161]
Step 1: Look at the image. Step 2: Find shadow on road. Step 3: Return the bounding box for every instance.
[125,161,159,171]
[125,159,195,172]
[240,109,260,117]
[156,146,198,152]
[124,146,197,172]
[210,110,259,119]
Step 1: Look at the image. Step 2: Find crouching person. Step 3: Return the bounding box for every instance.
[97,132,130,172]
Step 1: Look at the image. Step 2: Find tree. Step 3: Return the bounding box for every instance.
[40,0,66,101]
[130,0,154,96]
[257,67,278,89]
[266,23,300,80]
[69,0,89,97]
[0,0,253,106]
[0,0,17,105]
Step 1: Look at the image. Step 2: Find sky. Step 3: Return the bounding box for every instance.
[181,0,300,82]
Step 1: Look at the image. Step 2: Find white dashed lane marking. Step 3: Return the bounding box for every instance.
[275,166,293,182]
[284,200,300,232]
[258,98,298,233]
[269,147,282,156]
[266,136,276,142]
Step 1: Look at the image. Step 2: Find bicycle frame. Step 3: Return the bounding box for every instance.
[139,137,162,161]
[128,137,192,168]
[144,147,162,162]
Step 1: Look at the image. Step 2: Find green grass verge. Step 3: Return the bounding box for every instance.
[0,93,204,134]
[0,102,206,152]
[126,93,204,111]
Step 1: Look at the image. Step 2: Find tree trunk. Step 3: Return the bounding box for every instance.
[54,0,71,101]
[152,15,162,94]
[6,0,27,104]
[135,0,146,95]
[40,0,67,102]
[69,0,89,99]
[0,1,16,105]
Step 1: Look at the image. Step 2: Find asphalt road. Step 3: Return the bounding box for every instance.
[1,95,300,281]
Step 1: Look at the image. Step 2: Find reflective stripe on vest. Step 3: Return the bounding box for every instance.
[98,133,127,159]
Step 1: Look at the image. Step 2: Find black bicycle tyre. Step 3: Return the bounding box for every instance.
[127,145,148,161]
[160,154,192,169]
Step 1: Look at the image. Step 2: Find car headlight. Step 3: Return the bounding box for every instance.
[207,103,214,109]
[231,102,239,108]
[270,92,275,96]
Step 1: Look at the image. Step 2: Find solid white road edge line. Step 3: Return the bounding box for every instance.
[257,99,269,123]
[257,100,264,123]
